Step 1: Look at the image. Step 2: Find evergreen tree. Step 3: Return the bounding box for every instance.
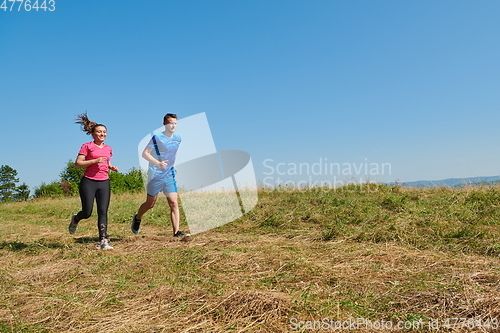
[0,165,19,202]
[14,183,30,201]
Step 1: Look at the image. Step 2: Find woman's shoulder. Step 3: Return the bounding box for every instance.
[80,142,112,151]
[103,143,113,154]
[79,141,93,150]
[78,141,93,155]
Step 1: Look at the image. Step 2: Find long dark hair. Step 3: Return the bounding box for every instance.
[75,112,106,135]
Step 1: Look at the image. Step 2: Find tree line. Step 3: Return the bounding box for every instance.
[0,165,30,202]
[0,161,144,202]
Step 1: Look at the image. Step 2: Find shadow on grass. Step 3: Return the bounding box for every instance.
[0,241,29,251]
[0,240,69,251]
[74,236,123,243]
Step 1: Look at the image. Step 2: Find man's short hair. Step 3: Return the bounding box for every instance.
[164,113,177,124]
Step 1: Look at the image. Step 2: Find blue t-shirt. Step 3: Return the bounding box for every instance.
[146,132,181,180]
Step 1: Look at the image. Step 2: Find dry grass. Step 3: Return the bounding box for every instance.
[1,186,500,332]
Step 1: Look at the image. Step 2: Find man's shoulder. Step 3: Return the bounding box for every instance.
[155,132,181,143]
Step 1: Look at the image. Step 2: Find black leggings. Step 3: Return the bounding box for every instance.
[75,177,111,240]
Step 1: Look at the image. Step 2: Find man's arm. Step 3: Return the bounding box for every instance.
[142,147,169,169]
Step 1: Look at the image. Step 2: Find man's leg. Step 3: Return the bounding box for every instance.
[131,195,157,234]
[137,195,157,220]
[166,193,180,235]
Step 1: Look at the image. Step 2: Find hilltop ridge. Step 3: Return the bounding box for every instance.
[394,175,500,188]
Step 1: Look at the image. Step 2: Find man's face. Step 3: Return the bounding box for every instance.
[164,117,177,133]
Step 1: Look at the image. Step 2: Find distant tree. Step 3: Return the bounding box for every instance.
[125,168,144,192]
[0,165,19,202]
[60,159,84,195]
[34,160,144,198]
[109,167,144,193]
[60,159,84,183]
[34,182,64,198]
[14,183,30,201]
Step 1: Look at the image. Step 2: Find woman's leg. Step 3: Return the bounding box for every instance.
[95,179,111,241]
[75,177,96,222]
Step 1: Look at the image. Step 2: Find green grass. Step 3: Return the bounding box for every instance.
[0,186,500,332]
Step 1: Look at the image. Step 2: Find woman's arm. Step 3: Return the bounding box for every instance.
[75,154,108,168]
[108,163,119,172]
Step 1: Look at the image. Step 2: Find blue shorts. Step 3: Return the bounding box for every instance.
[147,168,178,196]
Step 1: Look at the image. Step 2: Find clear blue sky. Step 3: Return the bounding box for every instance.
[1,0,500,191]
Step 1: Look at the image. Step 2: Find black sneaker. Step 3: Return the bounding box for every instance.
[131,214,141,234]
[173,230,190,238]
[68,215,79,234]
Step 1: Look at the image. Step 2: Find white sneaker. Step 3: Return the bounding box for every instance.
[97,239,113,250]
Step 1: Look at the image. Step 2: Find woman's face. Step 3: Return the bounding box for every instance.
[92,125,107,142]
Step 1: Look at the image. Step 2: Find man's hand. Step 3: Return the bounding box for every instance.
[157,160,169,169]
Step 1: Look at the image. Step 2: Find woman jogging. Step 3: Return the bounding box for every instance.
[68,112,119,250]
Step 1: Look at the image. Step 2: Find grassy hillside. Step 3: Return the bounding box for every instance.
[1,185,500,332]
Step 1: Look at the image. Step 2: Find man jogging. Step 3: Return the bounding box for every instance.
[131,113,189,238]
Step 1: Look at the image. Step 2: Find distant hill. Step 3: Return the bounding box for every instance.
[393,175,500,188]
